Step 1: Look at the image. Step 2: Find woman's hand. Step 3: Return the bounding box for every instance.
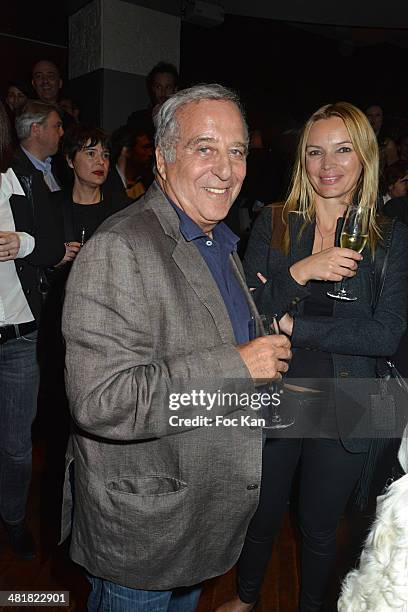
[0,231,20,261]
[255,272,294,335]
[278,313,293,336]
[289,247,363,285]
[55,241,81,268]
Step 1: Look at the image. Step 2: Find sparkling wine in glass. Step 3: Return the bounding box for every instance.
[327,205,368,302]
[249,314,294,430]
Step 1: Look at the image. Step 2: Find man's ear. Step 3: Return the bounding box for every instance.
[122,146,131,159]
[66,155,74,169]
[30,122,41,138]
[155,147,167,181]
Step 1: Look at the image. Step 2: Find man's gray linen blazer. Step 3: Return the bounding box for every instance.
[61,183,263,590]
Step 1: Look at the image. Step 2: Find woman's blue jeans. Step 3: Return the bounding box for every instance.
[0,330,39,524]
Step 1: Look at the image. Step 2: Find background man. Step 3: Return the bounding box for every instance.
[105,124,154,201]
[13,100,63,194]
[62,84,290,611]
[127,60,179,137]
[31,60,62,105]
[31,60,75,132]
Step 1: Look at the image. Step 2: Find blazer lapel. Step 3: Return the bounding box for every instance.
[172,240,236,344]
[147,188,232,342]
[147,183,258,344]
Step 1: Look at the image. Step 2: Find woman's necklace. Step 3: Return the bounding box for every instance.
[316,223,336,251]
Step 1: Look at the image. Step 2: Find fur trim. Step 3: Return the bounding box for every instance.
[338,474,408,611]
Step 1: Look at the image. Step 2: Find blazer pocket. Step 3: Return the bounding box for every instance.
[106,475,187,496]
[105,476,189,569]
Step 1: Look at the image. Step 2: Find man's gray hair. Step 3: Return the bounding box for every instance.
[154,83,248,163]
[15,100,59,141]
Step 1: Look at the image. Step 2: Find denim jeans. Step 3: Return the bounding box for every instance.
[87,575,202,612]
[0,330,39,524]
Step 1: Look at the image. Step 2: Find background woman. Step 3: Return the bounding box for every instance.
[55,123,130,251]
[38,125,132,525]
[218,102,408,611]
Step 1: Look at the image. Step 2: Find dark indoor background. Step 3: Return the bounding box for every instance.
[1,1,408,134]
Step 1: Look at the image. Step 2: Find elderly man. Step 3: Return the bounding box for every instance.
[62,84,291,611]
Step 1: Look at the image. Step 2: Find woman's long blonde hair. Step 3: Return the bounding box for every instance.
[282,101,381,255]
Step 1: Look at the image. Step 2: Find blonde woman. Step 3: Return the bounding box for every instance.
[218,102,408,612]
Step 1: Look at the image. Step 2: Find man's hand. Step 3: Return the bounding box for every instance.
[0,231,20,261]
[55,241,81,267]
[236,335,291,382]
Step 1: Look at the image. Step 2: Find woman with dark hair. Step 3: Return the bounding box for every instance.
[39,125,132,509]
[4,82,29,116]
[2,82,29,143]
[218,101,408,611]
[0,100,14,173]
[54,123,131,253]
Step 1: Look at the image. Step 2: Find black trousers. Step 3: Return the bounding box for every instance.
[237,437,366,611]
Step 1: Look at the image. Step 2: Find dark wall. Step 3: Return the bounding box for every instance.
[0,36,68,98]
[180,15,408,137]
[0,1,68,98]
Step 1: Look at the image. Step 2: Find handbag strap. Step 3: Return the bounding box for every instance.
[372,218,395,312]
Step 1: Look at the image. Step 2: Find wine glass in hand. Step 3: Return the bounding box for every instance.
[249,314,294,430]
[327,205,368,301]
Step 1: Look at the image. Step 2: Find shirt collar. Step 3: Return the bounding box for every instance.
[116,164,127,188]
[21,146,52,174]
[157,181,239,249]
[0,167,25,200]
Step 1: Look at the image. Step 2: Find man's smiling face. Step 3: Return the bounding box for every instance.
[156,99,247,234]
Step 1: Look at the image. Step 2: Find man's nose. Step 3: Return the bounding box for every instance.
[212,153,232,180]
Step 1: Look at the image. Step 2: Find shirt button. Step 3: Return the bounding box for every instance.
[205,240,213,246]
[18,266,23,272]
[246,484,259,490]
[26,288,31,295]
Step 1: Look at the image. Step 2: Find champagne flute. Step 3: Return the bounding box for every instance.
[327,205,368,301]
[249,314,294,429]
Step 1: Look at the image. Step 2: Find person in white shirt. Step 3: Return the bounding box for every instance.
[0,101,64,560]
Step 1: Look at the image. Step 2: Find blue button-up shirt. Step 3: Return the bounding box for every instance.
[169,199,251,345]
[21,146,61,192]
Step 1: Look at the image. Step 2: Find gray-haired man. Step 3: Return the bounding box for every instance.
[13,100,63,193]
[62,84,291,611]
